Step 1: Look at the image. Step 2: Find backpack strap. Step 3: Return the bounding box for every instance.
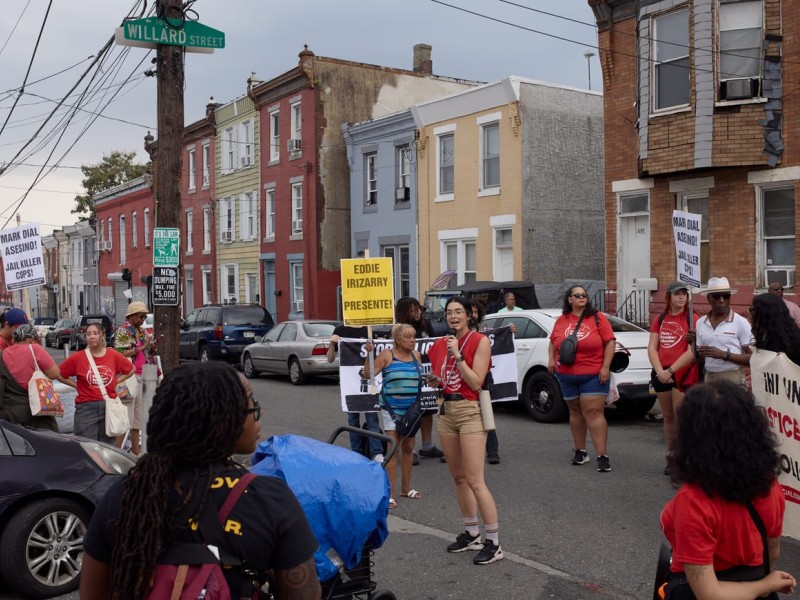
[745,501,772,577]
[218,472,257,524]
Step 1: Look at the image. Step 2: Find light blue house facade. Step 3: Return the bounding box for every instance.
[343,110,419,300]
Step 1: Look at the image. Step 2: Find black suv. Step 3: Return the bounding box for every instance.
[71,315,115,349]
[179,304,274,362]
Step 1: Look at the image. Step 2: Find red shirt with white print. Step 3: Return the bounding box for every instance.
[549,311,615,375]
[427,331,490,401]
[59,349,135,404]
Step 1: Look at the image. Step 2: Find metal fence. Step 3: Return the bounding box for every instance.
[591,288,650,329]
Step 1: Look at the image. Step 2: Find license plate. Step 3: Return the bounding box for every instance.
[243,331,255,339]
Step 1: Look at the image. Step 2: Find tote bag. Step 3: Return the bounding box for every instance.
[85,349,129,437]
[28,345,64,417]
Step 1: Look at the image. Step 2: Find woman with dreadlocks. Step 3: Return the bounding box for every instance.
[80,361,321,600]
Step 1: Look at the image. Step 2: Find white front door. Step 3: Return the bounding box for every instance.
[618,193,650,318]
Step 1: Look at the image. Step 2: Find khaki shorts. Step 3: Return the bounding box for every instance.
[437,399,485,435]
[704,368,746,388]
[125,374,143,430]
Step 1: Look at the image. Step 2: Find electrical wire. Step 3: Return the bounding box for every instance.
[0,0,32,60]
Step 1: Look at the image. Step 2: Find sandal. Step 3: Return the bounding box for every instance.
[388,498,397,509]
[401,489,423,499]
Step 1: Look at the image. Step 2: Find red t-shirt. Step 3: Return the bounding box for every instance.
[549,312,615,375]
[3,343,56,388]
[428,332,489,401]
[660,480,785,573]
[650,311,700,385]
[59,349,135,404]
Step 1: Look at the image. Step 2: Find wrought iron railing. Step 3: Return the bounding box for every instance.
[591,288,650,328]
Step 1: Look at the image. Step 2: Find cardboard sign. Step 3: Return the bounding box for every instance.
[340,258,395,326]
[672,210,702,288]
[0,224,45,291]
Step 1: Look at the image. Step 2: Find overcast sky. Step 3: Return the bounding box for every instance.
[0,0,600,235]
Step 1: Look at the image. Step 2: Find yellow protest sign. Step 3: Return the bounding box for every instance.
[340,257,395,326]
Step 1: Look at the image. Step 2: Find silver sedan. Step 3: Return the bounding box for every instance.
[241,320,342,385]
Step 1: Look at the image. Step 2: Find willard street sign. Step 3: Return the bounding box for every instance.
[116,17,225,52]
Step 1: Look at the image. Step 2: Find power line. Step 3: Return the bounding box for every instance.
[0,0,32,60]
[0,55,95,96]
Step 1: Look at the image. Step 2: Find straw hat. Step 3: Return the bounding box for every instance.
[699,277,737,296]
[125,301,149,317]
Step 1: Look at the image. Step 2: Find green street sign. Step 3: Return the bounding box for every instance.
[153,228,180,267]
[122,17,225,49]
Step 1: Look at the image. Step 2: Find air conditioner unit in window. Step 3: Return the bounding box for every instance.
[222,231,233,242]
[287,138,302,152]
[240,155,251,168]
[720,77,759,101]
[395,187,410,202]
[94,242,102,252]
[765,268,796,289]
[292,300,304,312]
[104,241,113,252]
[292,219,303,233]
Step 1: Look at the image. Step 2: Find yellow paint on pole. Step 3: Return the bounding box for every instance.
[340,257,395,326]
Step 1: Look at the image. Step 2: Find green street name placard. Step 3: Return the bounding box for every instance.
[122,17,225,49]
[153,228,180,267]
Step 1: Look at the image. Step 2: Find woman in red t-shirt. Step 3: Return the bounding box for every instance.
[660,381,795,599]
[59,322,135,445]
[548,286,615,472]
[647,281,699,459]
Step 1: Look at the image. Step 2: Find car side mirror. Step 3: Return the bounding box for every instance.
[180,322,189,331]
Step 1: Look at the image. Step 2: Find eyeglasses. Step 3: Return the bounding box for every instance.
[772,287,785,292]
[708,293,731,301]
[445,309,466,317]
[571,293,588,299]
[243,398,261,421]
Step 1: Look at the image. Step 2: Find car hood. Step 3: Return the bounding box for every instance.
[615,331,651,371]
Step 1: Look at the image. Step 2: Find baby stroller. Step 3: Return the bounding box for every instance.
[252,426,397,600]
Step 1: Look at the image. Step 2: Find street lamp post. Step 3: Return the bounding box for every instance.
[584,50,596,91]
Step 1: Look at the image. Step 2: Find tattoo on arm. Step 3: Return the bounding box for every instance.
[272,557,321,600]
[684,563,710,583]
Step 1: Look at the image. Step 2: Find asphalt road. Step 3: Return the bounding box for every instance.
[5,362,800,599]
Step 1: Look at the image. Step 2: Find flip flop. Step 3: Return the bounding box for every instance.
[389,498,397,509]
[401,489,423,499]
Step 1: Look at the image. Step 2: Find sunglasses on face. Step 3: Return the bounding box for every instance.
[243,397,261,421]
[571,293,588,299]
[708,293,731,301]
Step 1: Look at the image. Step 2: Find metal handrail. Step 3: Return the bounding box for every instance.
[616,289,650,328]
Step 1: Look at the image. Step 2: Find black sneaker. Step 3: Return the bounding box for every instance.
[473,540,504,564]
[446,531,483,553]
[419,446,444,459]
[487,454,500,465]
[597,455,611,472]
[571,449,589,465]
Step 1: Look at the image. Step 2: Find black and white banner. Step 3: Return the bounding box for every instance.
[338,327,518,412]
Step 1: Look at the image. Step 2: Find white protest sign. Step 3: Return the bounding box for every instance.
[751,348,800,540]
[672,210,702,288]
[0,224,46,291]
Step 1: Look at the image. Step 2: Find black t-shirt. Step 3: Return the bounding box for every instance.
[331,325,368,351]
[83,464,318,595]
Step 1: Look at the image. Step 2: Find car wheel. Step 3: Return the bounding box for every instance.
[614,396,657,417]
[369,591,397,600]
[289,357,306,385]
[199,346,210,362]
[242,353,259,379]
[521,371,568,423]
[0,498,90,598]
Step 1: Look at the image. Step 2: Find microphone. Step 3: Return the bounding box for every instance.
[447,328,455,359]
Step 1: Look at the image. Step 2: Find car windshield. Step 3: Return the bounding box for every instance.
[223,307,269,326]
[303,323,337,338]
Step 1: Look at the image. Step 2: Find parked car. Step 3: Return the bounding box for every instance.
[43,318,76,348]
[31,317,57,341]
[482,309,655,423]
[70,315,114,349]
[180,304,274,362]
[242,320,342,385]
[0,421,135,598]
[143,313,154,336]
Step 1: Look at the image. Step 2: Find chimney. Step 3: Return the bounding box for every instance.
[413,44,432,76]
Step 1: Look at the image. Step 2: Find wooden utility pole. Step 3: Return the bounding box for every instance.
[153,0,184,375]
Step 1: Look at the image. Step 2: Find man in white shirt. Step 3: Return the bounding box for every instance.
[497,292,523,313]
[696,277,753,387]
[768,282,800,328]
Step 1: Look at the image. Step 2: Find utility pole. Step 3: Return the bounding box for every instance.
[153,0,184,375]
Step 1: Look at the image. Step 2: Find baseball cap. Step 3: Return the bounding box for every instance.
[4,308,29,326]
[667,281,690,294]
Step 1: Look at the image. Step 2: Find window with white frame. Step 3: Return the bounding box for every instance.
[202,143,210,187]
[291,183,303,233]
[653,8,690,111]
[188,148,196,191]
[382,245,410,298]
[290,261,304,312]
[131,211,138,248]
[220,198,234,242]
[99,220,105,244]
[224,264,237,301]
[290,102,302,150]
[443,239,476,285]
[144,209,150,247]
[203,208,211,252]
[396,145,411,198]
[222,127,235,173]
[719,0,762,82]
[481,123,500,189]
[119,215,126,264]
[759,186,796,287]
[365,153,377,206]
[240,191,256,240]
[107,218,112,249]
[494,228,513,280]
[240,120,253,168]
[439,133,454,196]
[246,273,258,304]
[202,268,212,304]
[265,188,276,238]
[269,110,280,162]
[186,209,193,253]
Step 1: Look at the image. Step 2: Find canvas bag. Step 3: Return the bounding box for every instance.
[28,345,64,417]
[85,348,129,437]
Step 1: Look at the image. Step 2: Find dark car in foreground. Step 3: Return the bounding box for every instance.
[180,304,274,362]
[44,318,76,349]
[70,315,114,349]
[0,421,135,597]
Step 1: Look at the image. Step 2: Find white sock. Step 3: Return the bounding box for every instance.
[463,517,479,537]
[485,523,499,545]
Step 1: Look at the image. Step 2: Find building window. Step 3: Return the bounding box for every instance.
[240,191,256,240]
[291,183,303,234]
[653,8,690,111]
[131,211,138,248]
[265,188,275,238]
[396,145,411,200]
[224,264,237,301]
[290,261,304,313]
[186,209,193,253]
[269,110,280,162]
[143,209,150,247]
[246,273,258,304]
[202,269,212,304]
[202,143,210,187]
[107,218,113,250]
[493,228,513,280]
[443,239,476,285]
[203,208,211,252]
[290,102,301,151]
[720,0,762,82]
[220,198,234,242]
[481,123,500,189]
[187,148,196,191]
[382,245,410,299]
[365,153,377,206]
[759,186,796,287]
[99,220,105,244]
[222,127,235,173]
[438,133,454,196]
[119,215,126,264]
[240,119,253,168]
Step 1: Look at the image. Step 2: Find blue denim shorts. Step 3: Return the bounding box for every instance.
[555,373,609,400]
